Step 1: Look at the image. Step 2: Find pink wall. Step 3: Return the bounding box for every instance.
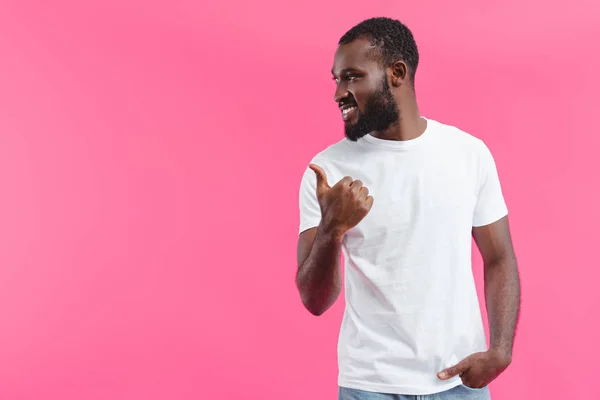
[1,1,598,399]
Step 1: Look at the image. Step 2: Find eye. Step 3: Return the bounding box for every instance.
[332,74,359,84]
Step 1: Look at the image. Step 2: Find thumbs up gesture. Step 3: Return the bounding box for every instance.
[309,164,374,240]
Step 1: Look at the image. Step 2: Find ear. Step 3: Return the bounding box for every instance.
[390,61,408,87]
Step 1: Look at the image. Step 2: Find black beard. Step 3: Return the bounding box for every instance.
[344,78,399,142]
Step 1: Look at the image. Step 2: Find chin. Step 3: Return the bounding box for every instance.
[344,127,368,142]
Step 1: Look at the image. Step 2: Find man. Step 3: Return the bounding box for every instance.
[295,17,520,400]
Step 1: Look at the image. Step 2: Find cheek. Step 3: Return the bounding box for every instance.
[354,93,371,111]
[351,82,377,106]
[349,88,367,106]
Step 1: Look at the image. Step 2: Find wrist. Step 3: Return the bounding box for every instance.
[317,221,345,243]
[488,346,513,365]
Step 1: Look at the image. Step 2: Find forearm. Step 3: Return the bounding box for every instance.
[484,256,521,358]
[296,224,343,316]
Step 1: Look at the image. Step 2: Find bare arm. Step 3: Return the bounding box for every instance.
[295,164,372,316]
[473,215,521,361]
[437,143,518,387]
[438,215,519,385]
[295,225,343,316]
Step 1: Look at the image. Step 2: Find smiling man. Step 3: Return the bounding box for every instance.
[295,17,520,400]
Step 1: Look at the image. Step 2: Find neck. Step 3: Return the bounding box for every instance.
[371,96,426,141]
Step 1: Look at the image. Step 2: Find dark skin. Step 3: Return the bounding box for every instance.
[437,216,520,387]
[330,38,426,141]
[295,37,520,387]
[296,165,373,316]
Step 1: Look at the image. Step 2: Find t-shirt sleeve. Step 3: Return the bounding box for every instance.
[298,165,322,234]
[472,140,508,227]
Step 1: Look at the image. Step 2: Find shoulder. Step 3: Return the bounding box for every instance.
[426,118,492,159]
[308,138,355,164]
[305,138,361,174]
[299,138,359,187]
[427,118,485,148]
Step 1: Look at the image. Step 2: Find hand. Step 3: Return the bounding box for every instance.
[437,349,512,389]
[309,164,374,240]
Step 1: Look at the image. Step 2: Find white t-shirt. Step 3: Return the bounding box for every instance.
[298,118,508,395]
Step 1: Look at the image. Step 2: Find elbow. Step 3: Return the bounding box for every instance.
[301,296,328,316]
[295,274,341,316]
[298,288,340,317]
[307,306,327,317]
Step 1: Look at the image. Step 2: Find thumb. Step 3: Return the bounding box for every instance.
[438,358,470,380]
[309,164,330,196]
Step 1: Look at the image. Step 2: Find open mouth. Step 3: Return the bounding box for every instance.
[341,105,358,121]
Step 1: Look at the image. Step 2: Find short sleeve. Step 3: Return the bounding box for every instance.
[472,141,508,227]
[298,166,322,234]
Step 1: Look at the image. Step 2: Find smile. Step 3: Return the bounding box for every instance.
[341,106,357,120]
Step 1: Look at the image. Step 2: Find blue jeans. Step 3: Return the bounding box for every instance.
[339,384,490,400]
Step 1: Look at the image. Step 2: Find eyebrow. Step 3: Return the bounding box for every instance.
[331,68,359,77]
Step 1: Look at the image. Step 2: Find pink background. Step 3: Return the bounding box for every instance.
[1,1,598,399]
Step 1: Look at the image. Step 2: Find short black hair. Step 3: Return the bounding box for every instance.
[339,17,419,85]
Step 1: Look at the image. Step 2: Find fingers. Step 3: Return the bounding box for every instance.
[309,164,330,196]
[309,167,372,206]
[353,183,372,209]
[344,179,372,207]
[365,195,374,210]
[331,176,356,189]
[358,186,369,200]
[340,176,353,185]
[438,359,470,380]
[308,164,328,185]
[350,179,363,194]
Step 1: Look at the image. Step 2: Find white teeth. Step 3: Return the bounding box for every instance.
[342,107,356,115]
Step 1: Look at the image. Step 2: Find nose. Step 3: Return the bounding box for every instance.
[334,82,349,103]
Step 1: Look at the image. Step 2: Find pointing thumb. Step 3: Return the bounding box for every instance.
[309,164,330,195]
